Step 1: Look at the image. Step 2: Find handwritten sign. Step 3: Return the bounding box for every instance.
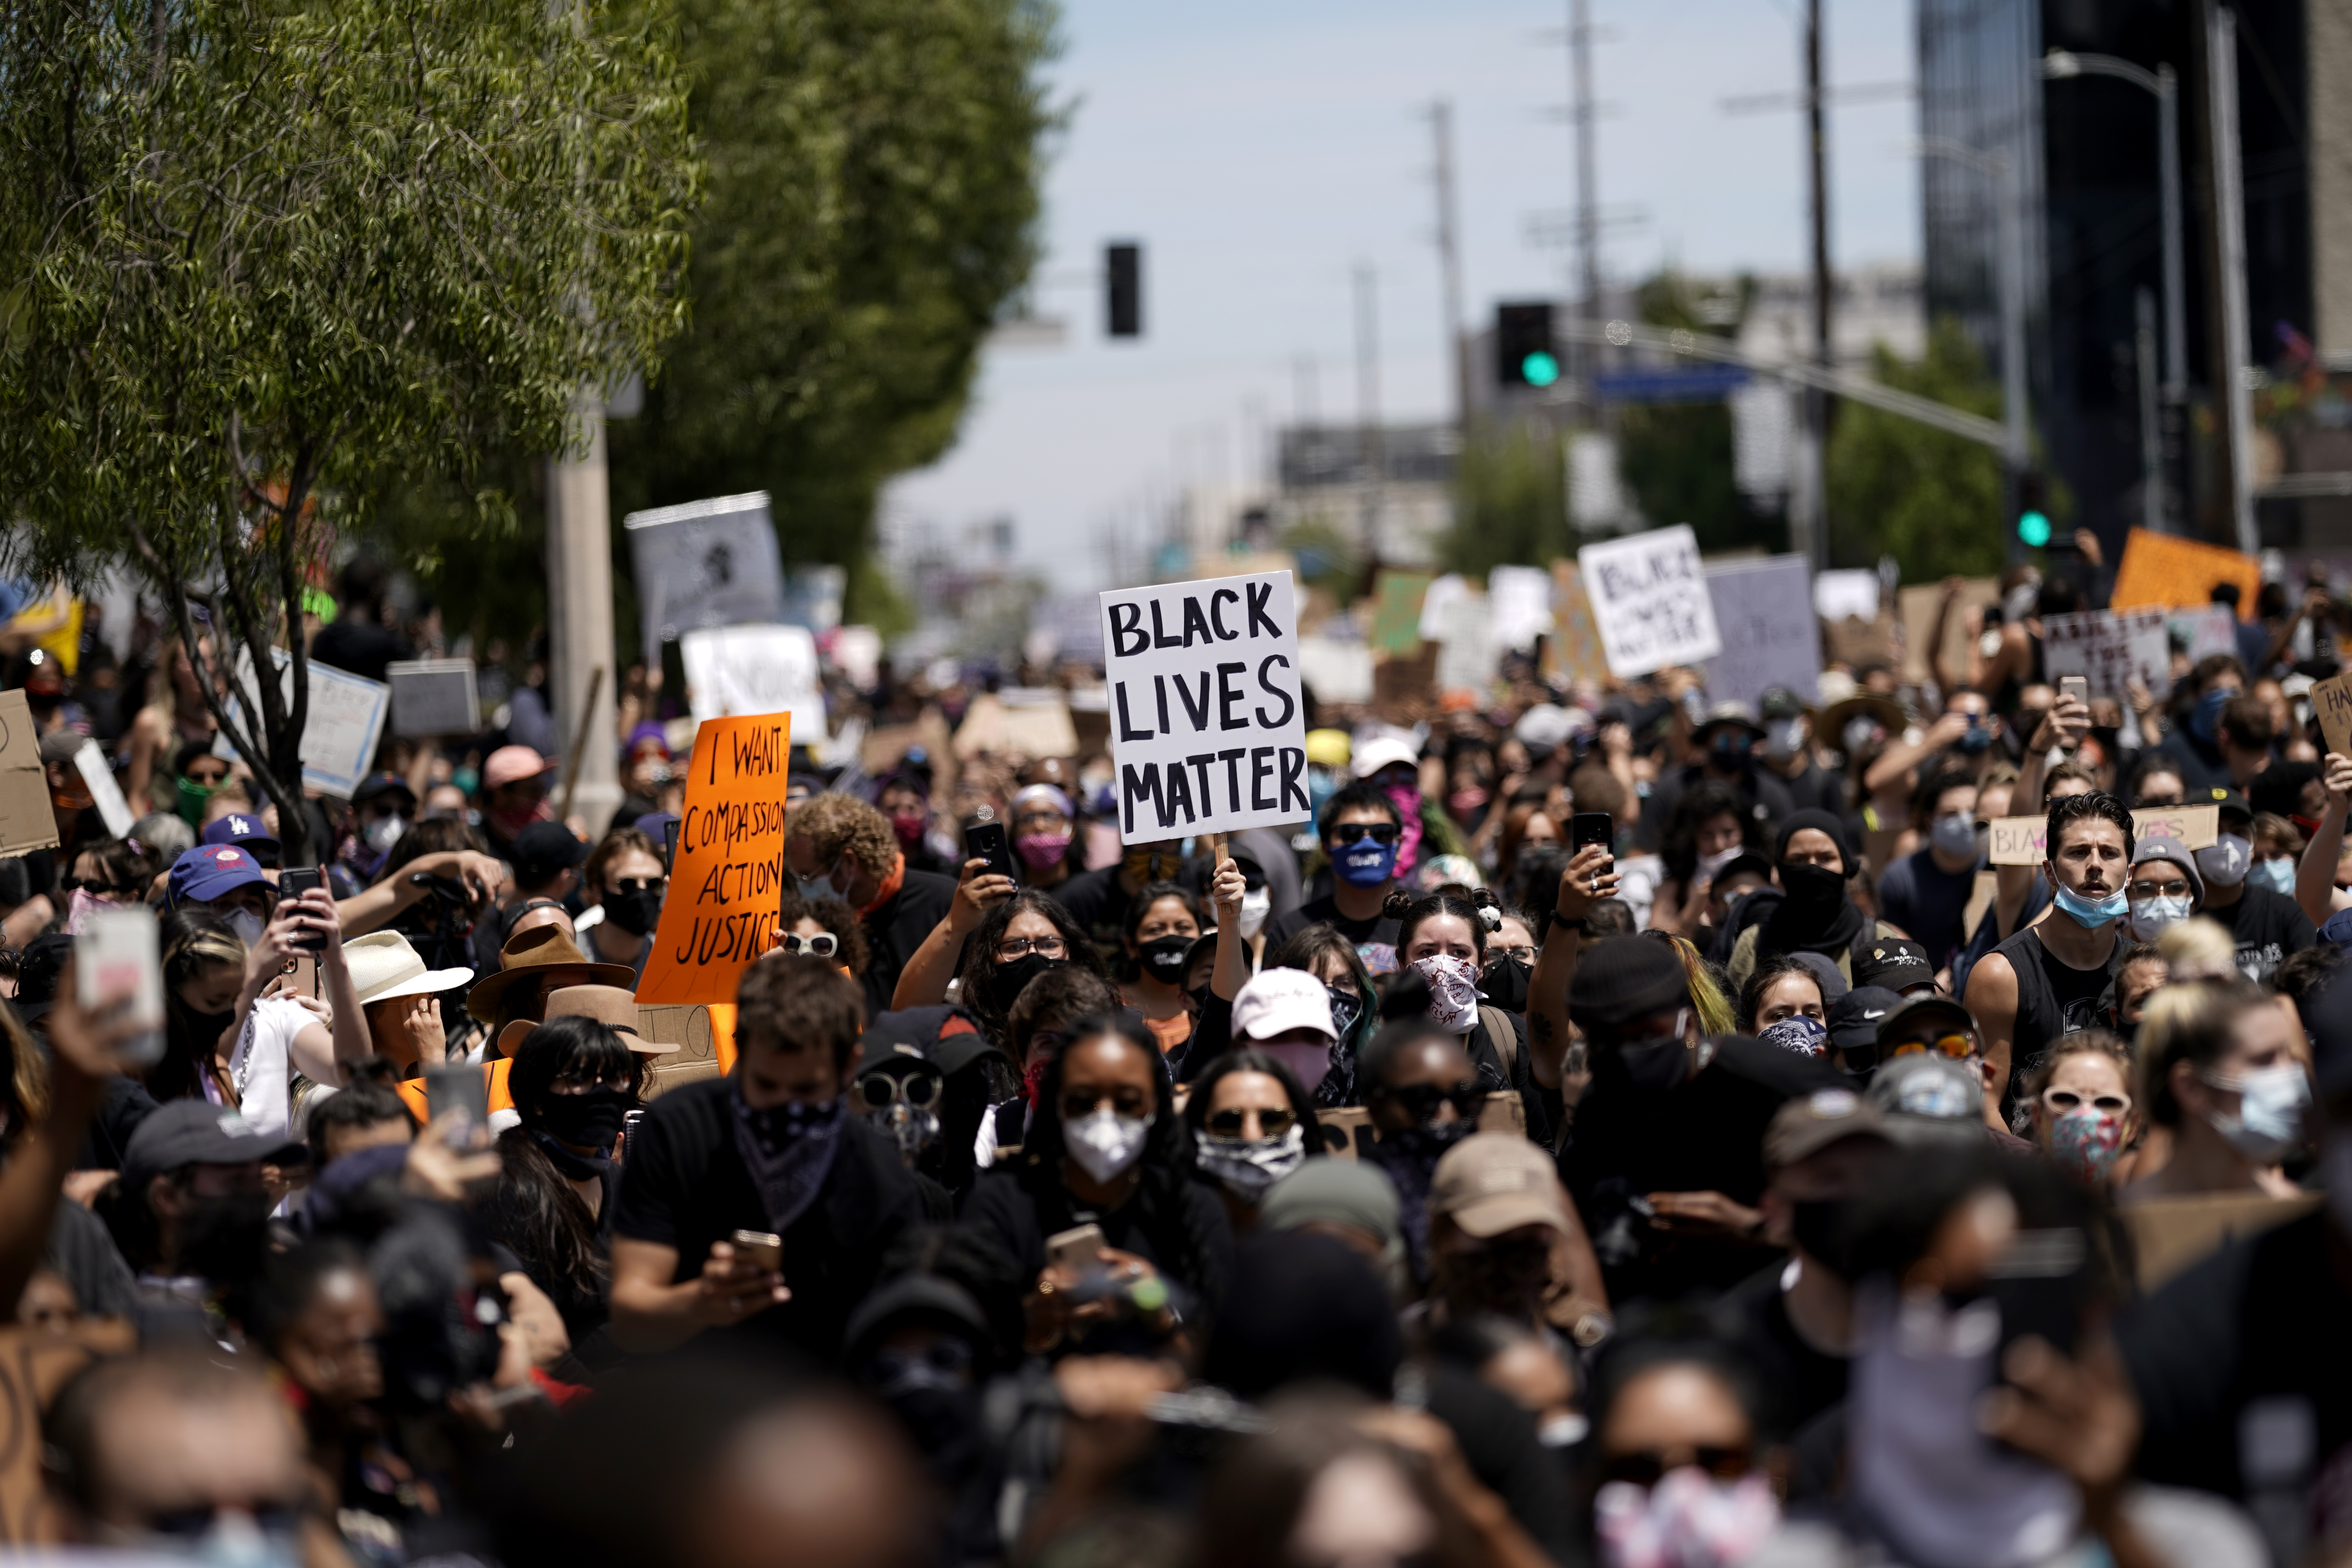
[624,491,788,668]
[387,658,481,738]
[634,713,791,1005]
[1577,525,1722,678]
[0,693,58,858]
[2313,670,2352,759]
[1544,561,1611,685]
[1987,805,2219,866]
[1098,570,1309,840]
[2110,526,2260,621]
[2042,607,2172,700]
[216,654,390,799]
[679,624,827,748]
[1701,555,1820,713]
[2171,604,2241,664]
[1896,579,1998,686]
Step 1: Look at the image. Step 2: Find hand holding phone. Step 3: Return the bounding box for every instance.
[729,1228,784,1275]
[74,907,165,1068]
[963,809,1018,883]
[276,866,328,955]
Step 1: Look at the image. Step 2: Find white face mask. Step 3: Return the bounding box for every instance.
[225,907,266,949]
[1413,953,1481,1034]
[1237,885,1271,939]
[1695,843,1743,882]
[364,813,408,854]
[2123,895,2191,942]
[2202,1062,2312,1164]
[1064,1106,1151,1184]
[2249,857,2296,895]
[2196,834,2252,889]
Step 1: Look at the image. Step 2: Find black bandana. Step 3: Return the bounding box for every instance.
[729,1088,845,1235]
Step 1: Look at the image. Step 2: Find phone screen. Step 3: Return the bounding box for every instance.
[75,906,165,1067]
[277,865,326,953]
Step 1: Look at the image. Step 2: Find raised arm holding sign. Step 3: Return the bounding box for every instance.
[1098,571,1310,840]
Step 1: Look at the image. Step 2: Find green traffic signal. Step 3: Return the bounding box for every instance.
[1521,350,1560,388]
[2017,509,2052,548]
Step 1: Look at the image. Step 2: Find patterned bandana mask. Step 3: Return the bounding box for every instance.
[2047,1107,2124,1183]
[730,1089,845,1235]
[1412,953,1481,1033]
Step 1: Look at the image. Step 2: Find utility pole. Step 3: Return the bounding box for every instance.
[1790,0,1830,570]
[544,392,621,831]
[1429,100,1469,432]
[1570,0,1601,404]
[1355,263,1384,554]
[2205,0,2257,554]
[2137,287,2164,536]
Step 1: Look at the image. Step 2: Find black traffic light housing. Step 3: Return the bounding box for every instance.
[1496,301,1559,388]
[1106,242,1142,339]
[2015,468,2052,548]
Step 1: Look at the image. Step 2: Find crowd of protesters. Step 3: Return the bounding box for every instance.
[1,551,2351,1567]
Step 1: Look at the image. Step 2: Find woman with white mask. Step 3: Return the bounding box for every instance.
[2120,837,2203,944]
[961,1013,1232,1354]
[2122,976,2310,1203]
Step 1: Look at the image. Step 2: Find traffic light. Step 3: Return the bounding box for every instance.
[1496,302,1559,388]
[2015,469,2052,548]
[1105,242,1142,338]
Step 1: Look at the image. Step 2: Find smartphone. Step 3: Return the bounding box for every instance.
[730,1228,784,1274]
[2059,675,2089,709]
[662,816,681,874]
[1571,811,1615,859]
[424,1064,491,1132]
[74,906,165,1067]
[964,813,1018,882]
[1045,1222,1106,1274]
[277,864,326,953]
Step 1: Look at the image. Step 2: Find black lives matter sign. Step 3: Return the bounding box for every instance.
[1098,570,1310,840]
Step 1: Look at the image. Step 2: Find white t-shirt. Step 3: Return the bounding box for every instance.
[202,995,314,1143]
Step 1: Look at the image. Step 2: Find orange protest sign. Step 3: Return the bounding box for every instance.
[2109,527,2260,621]
[634,713,791,1005]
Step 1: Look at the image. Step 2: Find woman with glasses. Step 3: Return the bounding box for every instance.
[961,1014,1231,1354]
[1182,1049,1321,1234]
[59,837,162,931]
[1120,881,1205,1056]
[892,886,1104,1056]
[774,888,871,980]
[2023,1031,2136,1187]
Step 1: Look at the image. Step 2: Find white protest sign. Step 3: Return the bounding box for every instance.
[1433,590,1497,696]
[1487,565,1557,652]
[2042,607,2172,701]
[1701,555,1821,714]
[72,741,134,837]
[679,624,827,746]
[214,654,389,799]
[1296,636,1375,705]
[622,492,787,668]
[385,659,480,738]
[1576,525,1722,677]
[1099,570,1309,840]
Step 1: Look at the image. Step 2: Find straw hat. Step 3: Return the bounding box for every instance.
[496,984,677,1057]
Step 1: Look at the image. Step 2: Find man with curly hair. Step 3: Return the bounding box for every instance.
[785,793,957,1016]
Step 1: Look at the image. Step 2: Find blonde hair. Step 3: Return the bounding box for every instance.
[1654,934,1737,1038]
[2136,976,2267,1126]
[2155,915,2236,982]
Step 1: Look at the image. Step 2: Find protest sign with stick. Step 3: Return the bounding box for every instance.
[1576,525,1722,679]
[635,712,792,1005]
[1099,570,1310,840]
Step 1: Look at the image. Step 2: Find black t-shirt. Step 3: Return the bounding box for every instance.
[1992,925,2120,1105]
[859,868,958,1018]
[1559,1034,1841,1305]
[308,617,414,684]
[1264,894,1402,978]
[958,1163,1234,1312]
[612,1078,922,1362]
[2204,885,2316,984]
[1045,864,1130,968]
[2121,1209,2352,1544]
[1712,1258,1849,1438]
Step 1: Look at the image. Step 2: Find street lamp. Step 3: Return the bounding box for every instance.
[2042,49,2183,534]
[1907,135,2028,554]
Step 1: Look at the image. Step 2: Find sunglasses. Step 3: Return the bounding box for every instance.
[1204,1105,1296,1138]
[58,875,139,897]
[1329,822,1402,848]
[1377,1080,1483,1123]
[2043,1087,2130,1117]
[1602,1447,1751,1488]
[859,1071,940,1109]
[1886,1032,1976,1061]
[778,933,838,958]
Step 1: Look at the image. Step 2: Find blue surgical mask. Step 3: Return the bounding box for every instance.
[1333,836,1397,888]
[2249,857,2296,895]
[2052,882,2129,929]
[1929,811,1978,859]
[1955,717,1992,755]
[2190,686,2231,741]
[2203,1062,2312,1163]
[2124,895,2191,942]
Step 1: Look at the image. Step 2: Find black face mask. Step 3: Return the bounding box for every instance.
[1779,861,1846,914]
[1379,1118,1474,1169]
[1789,1196,1859,1278]
[604,886,663,938]
[1137,934,1192,983]
[1439,1236,1553,1316]
[537,1085,632,1153]
[991,952,1061,1012]
[175,1190,273,1285]
[171,999,237,1056]
[1481,953,1531,1013]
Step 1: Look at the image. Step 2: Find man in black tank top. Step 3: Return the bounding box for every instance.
[1963,791,2133,1131]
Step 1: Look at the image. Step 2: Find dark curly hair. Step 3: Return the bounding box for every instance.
[953,889,1105,1049]
[775,889,871,976]
[1661,779,1759,886]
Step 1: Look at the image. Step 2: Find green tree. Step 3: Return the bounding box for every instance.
[1440,421,1570,575]
[1616,271,1781,554]
[608,0,1060,622]
[1825,318,2008,577]
[0,0,697,861]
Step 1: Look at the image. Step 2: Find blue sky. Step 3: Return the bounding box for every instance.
[884,0,1922,591]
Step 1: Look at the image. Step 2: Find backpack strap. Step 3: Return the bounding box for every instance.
[1479,1004,1519,1076]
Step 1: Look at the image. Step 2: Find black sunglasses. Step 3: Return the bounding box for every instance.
[1601,1446,1751,1488]
[858,1071,940,1109]
[1375,1080,1483,1123]
[1204,1105,1296,1138]
[1329,822,1402,848]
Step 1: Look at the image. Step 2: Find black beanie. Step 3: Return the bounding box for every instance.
[1568,935,1691,1028]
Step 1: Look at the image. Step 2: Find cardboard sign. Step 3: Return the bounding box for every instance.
[1577,525,1723,678]
[1369,569,1432,655]
[1315,1094,1526,1160]
[0,1319,137,1544]
[215,654,391,800]
[634,713,792,1005]
[2042,607,2172,701]
[1896,579,1998,686]
[71,740,134,837]
[1700,555,1820,713]
[386,658,481,737]
[679,624,827,747]
[0,693,58,858]
[2109,526,2261,620]
[952,689,1080,760]
[1098,570,1309,840]
[623,491,788,668]
[1488,565,1556,652]
[1987,804,2219,865]
[1544,561,1611,685]
[2312,669,2352,759]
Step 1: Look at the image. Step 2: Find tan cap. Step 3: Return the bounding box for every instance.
[1429,1133,1572,1239]
[1763,1087,1893,1171]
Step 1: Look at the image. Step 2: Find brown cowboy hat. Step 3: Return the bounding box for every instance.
[496,984,678,1057]
[465,923,639,1038]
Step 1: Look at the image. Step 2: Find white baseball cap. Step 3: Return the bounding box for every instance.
[1232,967,1337,1042]
[1352,736,1420,782]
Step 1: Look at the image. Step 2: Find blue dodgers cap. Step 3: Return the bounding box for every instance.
[200,811,279,854]
[167,843,272,907]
